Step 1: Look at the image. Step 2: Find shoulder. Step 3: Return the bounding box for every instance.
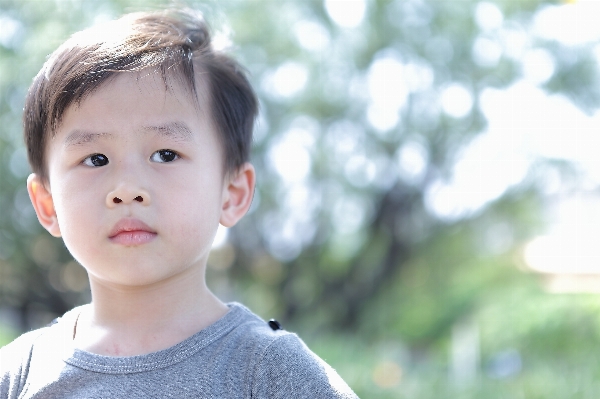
[218,303,290,358]
[0,327,49,398]
[180,303,358,398]
[1,327,49,371]
[251,333,358,399]
[0,306,81,398]
[0,327,47,364]
[226,304,357,399]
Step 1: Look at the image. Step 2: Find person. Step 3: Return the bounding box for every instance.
[0,8,358,398]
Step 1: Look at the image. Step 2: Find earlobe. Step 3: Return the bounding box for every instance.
[27,174,61,237]
[219,163,256,228]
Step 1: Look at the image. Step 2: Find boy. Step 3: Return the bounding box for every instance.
[0,9,358,398]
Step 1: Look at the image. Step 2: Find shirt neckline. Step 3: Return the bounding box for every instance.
[58,302,248,374]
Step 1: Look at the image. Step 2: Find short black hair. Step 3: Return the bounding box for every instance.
[24,8,258,183]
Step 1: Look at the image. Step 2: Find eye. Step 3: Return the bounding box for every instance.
[150,149,180,163]
[82,153,109,167]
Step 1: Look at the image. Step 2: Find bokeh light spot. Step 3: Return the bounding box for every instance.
[325,0,366,28]
[441,84,473,118]
[372,360,403,388]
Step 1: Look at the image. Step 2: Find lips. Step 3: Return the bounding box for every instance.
[109,218,157,246]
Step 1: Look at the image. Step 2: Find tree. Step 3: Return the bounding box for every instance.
[0,0,597,354]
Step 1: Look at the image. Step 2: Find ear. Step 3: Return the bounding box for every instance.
[219,163,256,228]
[27,174,61,237]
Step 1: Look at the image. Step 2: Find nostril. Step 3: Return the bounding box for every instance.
[134,196,143,202]
[113,197,122,204]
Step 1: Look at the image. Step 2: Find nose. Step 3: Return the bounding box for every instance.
[106,184,151,208]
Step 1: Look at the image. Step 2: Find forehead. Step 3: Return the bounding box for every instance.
[56,69,212,135]
[84,70,205,113]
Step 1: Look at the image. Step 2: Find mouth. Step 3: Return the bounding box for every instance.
[109,218,157,246]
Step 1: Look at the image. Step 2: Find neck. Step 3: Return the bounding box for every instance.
[74,264,228,356]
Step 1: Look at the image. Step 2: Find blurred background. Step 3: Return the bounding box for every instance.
[1,0,600,397]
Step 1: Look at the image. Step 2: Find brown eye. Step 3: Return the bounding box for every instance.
[83,153,109,167]
[150,149,179,163]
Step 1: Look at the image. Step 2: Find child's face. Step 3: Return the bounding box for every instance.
[28,71,249,288]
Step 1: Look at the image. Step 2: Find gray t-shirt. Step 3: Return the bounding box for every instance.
[0,303,358,398]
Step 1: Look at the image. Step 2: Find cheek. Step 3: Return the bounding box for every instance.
[52,179,100,242]
[168,187,223,241]
[178,197,221,232]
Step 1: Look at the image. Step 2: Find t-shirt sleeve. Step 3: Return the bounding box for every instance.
[251,333,359,399]
[0,330,41,399]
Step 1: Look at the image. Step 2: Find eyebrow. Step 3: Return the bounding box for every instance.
[63,130,113,148]
[63,122,194,148]
[141,122,194,142]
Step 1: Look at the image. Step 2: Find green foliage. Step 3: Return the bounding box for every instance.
[0,324,17,348]
[1,0,600,396]
[310,288,600,398]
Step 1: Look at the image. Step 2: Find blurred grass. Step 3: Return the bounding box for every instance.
[310,332,600,398]
[307,285,600,398]
[0,324,17,348]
